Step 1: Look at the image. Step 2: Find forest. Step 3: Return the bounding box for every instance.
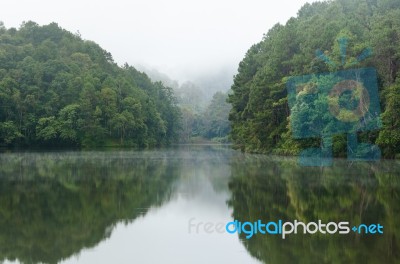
[0,21,180,148]
[1,0,400,156]
[228,0,400,158]
[142,68,231,143]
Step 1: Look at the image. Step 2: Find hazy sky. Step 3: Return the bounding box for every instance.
[0,0,318,83]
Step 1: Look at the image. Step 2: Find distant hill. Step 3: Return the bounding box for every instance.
[137,66,231,143]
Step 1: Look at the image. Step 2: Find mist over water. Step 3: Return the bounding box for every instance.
[0,146,399,263]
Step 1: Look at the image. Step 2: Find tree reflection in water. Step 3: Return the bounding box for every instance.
[228,156,400,264]
[0,151,178,264]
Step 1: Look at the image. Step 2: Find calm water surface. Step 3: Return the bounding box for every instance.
[0,146,399,264]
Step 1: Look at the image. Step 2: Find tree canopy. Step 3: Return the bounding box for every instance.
[228,0,400,158]
[0,21,181,148]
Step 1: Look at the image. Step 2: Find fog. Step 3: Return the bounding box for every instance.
[0,0,318,88]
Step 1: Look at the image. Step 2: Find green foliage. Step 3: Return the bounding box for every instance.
[0,121,23,144]
[377,79,400,157]
[228,0,400,156]
[201,92,231,139]
[0,22,180,147]
[178,91,231,143]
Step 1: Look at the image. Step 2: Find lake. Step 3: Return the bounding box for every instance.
[0,145,399,264]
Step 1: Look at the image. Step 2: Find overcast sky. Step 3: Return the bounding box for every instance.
[0,0,318,83]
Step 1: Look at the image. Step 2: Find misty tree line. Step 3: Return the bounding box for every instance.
[6,0,400,155]
[0,21,180,147]
[142,67,232,143]
[179,91,231,143]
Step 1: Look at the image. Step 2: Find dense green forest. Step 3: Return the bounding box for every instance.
[228,0,400,158]
[0,21,180,148]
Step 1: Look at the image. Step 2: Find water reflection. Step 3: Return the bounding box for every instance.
[59,146,259,264]
[228,156,400,263]
[0,147,259,264]
[0,151,178,264]
[0,147,399,264]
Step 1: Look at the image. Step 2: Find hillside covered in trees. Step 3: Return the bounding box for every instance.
[141,67,232,143]
[228,0,400,158]
[0,22,180,148]
[179,91,231,143]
